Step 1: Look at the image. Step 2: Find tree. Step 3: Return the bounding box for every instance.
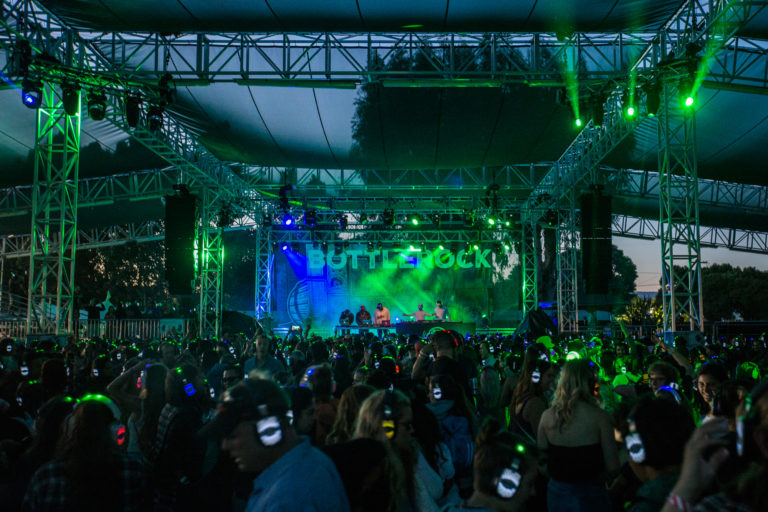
[702,264,768,321]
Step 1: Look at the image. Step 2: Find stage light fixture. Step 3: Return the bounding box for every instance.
[431,213,441,227]
[463,210,475,227]
[360,213,368,224]
[644,80,660,117]
[411,214,420,226]
[679,77,695,108]
[125,94,141,128]
[281,243,289,252]
[61,83,80,116]
[622,90,635,118]
[377,241,383,250]
[338,214,348,231]
[148,104,164,132]
[575,118,582,128]
[321,242,328,254]
[367,241,374,251]
[21,78,42,108]
[304,209,317,227]
[487,216,496,226]
[473,243,480,251]
[383,208,395,226]
[87,91,107,121]
[438,244,445,250]
[283,214,294,226]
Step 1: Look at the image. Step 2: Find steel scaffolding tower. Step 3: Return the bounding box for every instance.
[658,82,703,333]
[254,227,274,320]
[521,219,538,316]
[556,188,580,333]
[198,188,224,338]
[26,83,80,334]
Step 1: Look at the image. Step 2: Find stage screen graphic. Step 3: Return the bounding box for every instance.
[272,243,500,335]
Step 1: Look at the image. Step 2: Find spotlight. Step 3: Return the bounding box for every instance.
[383,208,395,226]
[463,210,475,227]
[644,80,660,117]
[283,214,294,227]
[125,94,141,128]
[304,209,317,227]
[622,90,635,118]
[679,77,695,108]
[21,78,42,109]
[338,214,348,231]
[281,243,289,252]
[438,244,445,250]
[473,243,480,251]
[431,213,441,227]
[87,91,107,121]
[360,213,368,225]
[411,214,420,226]
[148,104,164,132]
[575,118,582,128]
[367,241,374,251]
[487,216,496,226]
[61,83,80,116]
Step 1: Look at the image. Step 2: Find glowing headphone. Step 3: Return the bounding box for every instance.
[381,390,396,440]
[175,366,197,396]
[531,364,542,384]
[74,394,127,447]
[254,404,283,446]
[739,362,761,381]
[656,385,683,404]
[432,383,443,401]
[495,449,525,499]
[625,414,646,464]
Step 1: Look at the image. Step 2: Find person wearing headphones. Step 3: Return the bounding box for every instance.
[445,419,538,512]
[23,394,148,511]
[217,378,349,511]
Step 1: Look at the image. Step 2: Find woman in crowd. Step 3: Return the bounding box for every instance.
[537,359,619,512]
[693,362,729,422]
[22,395,147,511]
[327,384,375,444]
[509,350,555,442]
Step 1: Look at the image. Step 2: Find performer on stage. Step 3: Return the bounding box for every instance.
[355,305,372,326]
[374,303,391,338]
[403,303,434,322]
[338,309,354,335]
[434,300,449,321]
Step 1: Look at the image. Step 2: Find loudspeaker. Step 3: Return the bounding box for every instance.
[580,192,612,295]
[165,194,197,294]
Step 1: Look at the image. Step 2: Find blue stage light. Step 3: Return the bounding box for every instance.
[281,243,289,251]
[21,79,42,109]
[284,215,294,226]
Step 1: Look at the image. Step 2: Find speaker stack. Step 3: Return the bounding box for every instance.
[165,193,197,295]
[580,190,612,295]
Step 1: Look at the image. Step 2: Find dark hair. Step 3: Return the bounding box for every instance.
[511,350,552,409]
[648,361,680,385]
[474,418,535,499]
[624,398,694,470]
[327,384,375,445]
[138,363,168,456]
[306,363,334,402]
[697,362,728,382]
[410,399,443,472]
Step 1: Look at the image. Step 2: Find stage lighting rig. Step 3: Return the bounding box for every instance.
[338,214,348,231]
[87,91,107,121]
[304,209,317,227]
[383,208,395,226]
[148,104,164,132]
[279,184,294,210]
[125,94,141,128]
[61,83,80,116]
[21,78,42,109]
[644,79,661,117]
[463,210,475,227]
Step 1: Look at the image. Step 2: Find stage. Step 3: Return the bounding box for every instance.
[334,321,475,337]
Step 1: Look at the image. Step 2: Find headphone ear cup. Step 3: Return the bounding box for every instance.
[495,460,522,499]
[256,416,283,446]
[111,422,127,447]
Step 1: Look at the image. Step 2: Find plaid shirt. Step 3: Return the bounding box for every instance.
[22,455,146,512]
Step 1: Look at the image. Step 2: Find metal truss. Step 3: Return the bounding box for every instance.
[198,188,224,338]
[556,190,579,333]
[254,228,274,320]
[26,83,79,334]
[613,215,768,253]
[520,219,538,316]
[658,78,703,333]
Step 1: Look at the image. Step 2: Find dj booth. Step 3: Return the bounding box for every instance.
[335,321,475,337]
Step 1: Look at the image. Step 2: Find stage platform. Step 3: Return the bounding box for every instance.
[334,321,475,337]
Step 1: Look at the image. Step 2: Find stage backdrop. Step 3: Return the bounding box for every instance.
[272,243,503,335]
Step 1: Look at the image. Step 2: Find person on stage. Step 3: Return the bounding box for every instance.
[355,305,372,327]
[403,303,434,322]
[434,300,450,321]
[374,303,391,338]
[338,309,354,335]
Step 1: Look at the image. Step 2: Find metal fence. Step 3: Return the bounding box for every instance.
[0,319,191,340]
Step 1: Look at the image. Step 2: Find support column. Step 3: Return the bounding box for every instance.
[254,227,274,321]
[658,80,703,334]
[26,83,80,334]
[556,189,579,333]
[198,188,224,338]
[521,216,538,316]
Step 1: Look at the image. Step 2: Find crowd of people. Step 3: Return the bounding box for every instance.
[0,325,767,511]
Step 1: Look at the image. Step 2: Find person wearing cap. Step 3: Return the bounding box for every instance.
[218,378,350,511]
[404,303,434,322]
[355,306,372,327]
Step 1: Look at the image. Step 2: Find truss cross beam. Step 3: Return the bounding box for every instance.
[198,188,224,338]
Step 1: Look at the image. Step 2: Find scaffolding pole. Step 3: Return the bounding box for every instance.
[658,80,704,334]
[557,188,580,333]
[521,218,538,316]
[254,227,274,321]
[198,188,224,338]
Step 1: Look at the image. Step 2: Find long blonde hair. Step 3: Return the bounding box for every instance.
[551,359,597,429]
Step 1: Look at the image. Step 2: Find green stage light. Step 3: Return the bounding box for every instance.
[438,245,445,250]
[504,243,510,251]
[575,118,582,127]
[684,95,695,107]
[626,106,636,117]
[412,216,419,226]
[487,217,495,226]
[505,220,511,227]
[473,244,479,251]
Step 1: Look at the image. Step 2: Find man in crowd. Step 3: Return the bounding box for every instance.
[244,335,284,379]
[404,303,433,322]
[218,378,350,511]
